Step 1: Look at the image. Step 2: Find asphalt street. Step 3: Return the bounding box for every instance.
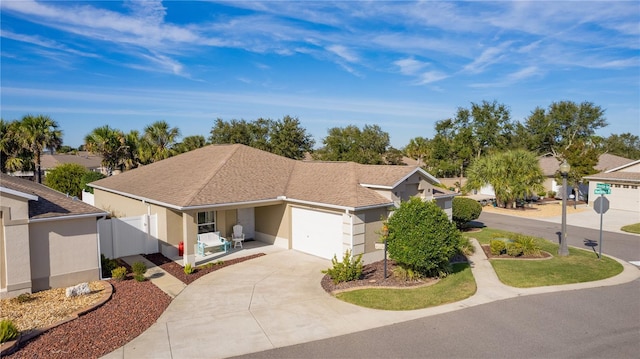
[237,213,640,359]
[476,212,640,263]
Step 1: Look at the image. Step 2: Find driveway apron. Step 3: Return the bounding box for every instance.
[103,244,640,359]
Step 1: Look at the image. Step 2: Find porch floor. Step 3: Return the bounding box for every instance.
[174,240,286,267]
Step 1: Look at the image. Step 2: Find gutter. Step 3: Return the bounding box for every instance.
[30,212,109,223]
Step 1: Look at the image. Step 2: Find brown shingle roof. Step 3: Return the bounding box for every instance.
[41,152,104,170]
[583,172,640,183]
[0,173,106,220]
[91,144,440,209]
[596,153,634,172]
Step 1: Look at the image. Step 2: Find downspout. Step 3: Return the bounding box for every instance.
[97,215,107,279]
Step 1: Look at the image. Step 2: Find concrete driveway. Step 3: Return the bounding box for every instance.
[103,244,639,359]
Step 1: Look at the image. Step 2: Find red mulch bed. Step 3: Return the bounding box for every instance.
[6,275,171,359]
[142,252,266,285]
[321,256,468,293]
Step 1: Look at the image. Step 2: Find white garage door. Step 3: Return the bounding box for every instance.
[292,207,344,260]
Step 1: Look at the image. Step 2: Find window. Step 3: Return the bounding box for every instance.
[197,211,216,234]
[623,185,629,189]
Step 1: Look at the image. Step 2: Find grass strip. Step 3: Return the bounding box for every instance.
[621,223,640,234]
[464,228,623,287]
[335,263,476,310]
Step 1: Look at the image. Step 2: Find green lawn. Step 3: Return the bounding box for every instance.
[621,223,640,234]
[463,228,623,287]
[335,263,476,310]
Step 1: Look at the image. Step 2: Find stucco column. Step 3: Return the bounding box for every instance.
[182,212,196,266]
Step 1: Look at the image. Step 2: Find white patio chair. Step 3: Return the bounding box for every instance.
[232,224,245,248]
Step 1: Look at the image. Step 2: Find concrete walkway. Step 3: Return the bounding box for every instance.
[103,240,640,359]
[120,255,186,298]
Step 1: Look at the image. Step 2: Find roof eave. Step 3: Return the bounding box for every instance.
[30,211,108,223]
[0,187,39,201]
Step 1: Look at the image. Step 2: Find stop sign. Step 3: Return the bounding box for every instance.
[594,196,610,214]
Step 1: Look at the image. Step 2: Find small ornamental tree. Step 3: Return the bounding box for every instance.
[452,197,482,229]
[386,197,461,277]
[44,163,88,198]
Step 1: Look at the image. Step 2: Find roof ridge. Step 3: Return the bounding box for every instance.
[184,144,241,206]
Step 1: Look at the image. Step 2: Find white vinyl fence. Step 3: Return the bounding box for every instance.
[99,214,158,259]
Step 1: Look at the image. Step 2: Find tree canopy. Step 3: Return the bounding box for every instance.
[313,124,391,164]
[209,115,314,160]
[44,163,87,198]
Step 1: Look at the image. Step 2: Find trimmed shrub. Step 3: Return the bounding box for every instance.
[452,197,483,229]
[514,234,541,257]
[111,266,127,281]
[0,319,19,343]
[134,273,146,282]
[386,197,461,277]
[392,264,423,281]
[506,242,524,257]
[322,250,363,284]
[490,240,506,255]
[132,261,147,276]
[457,236,475,256]
[184,263,194,275]
[101,254,119,278]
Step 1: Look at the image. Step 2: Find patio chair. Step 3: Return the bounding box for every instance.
[232,224,245,249]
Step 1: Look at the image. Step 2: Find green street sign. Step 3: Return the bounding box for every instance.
[594,188,611,195]
[596,183,611,189]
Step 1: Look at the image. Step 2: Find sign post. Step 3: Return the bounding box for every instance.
[593,187,610,260]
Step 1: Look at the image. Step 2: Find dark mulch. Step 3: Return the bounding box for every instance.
[481,245,552,259]
[321,257,468,294]
[6,275,171,359]
[142,252,266,285]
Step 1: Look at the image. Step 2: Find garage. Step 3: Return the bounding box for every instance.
[291,207,345,260]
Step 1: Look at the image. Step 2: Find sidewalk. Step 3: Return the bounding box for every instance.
[104,241,640,359]
[536,206,640,234]
[120,255,186,298]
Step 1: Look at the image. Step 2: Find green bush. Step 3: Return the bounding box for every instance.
[101,254,119,278]
[111,266,128,281]
[134,273,146,282]
[506,242,524,257]
[547,190,556,198]
[490,240,506,255]
[322,250,363,284]
[44,163,87,198]
[184,263,194,275]
[452,197,483,229]
[132,261,147,276]
[456,236,475,256]
[514,234,541,256]
[0,319,19,343]
[386,197,461,277]
[392,264,423,281]
[81,171,106,194]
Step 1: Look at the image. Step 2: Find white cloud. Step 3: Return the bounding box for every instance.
[462,42,512,74]
[417,71,448,85]
[327,44,359,63]
[394,57,427,75]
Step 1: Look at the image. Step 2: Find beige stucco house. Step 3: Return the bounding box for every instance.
[90,144,456,265]
[584,159,640,212]
[0,173,107,298]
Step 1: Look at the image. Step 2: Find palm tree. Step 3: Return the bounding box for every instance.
[84,125,126,175]
[141,120,180,163]
[465,149,544,208]
[122,130,142,170]
[0,119,32,173]
[173,135,207,154]
[16,115,62,183]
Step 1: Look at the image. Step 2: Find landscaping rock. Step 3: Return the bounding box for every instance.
[65,283,90,298]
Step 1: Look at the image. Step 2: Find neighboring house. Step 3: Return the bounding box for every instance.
[8,151,107,180]
[0,173,107,298]
[90,144,456,265]
[583,160,640,212]
[40,151,108,176]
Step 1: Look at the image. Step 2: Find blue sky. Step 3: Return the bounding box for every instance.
[1,1,639,149]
